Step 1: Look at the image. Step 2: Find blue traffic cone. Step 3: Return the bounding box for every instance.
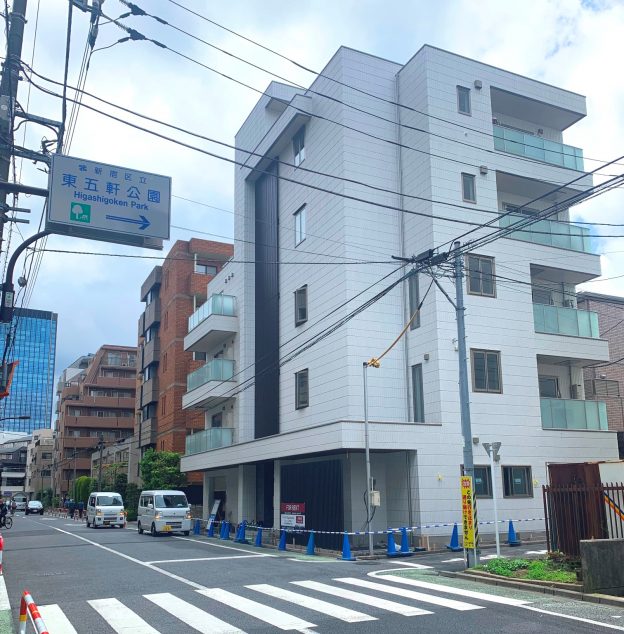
[207,520,215,538]
[306,532,316,556]
[235,521,249,544]
[337,532,356,561]
[387,530,399,557]
[446,523,462,552]
[218,521,225,539]
[234,523,242,541]
[278,529,287,551]
[220,521,230,540]
[506,520,521,546]
[254,527,263,547]
[193,519,200,535]
[399,527,414,557]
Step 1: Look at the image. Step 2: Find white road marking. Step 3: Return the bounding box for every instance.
[292,580,431,617]
[145,593,243,633]
[0,576,10,611]
[173,535,265,555]
[387,561,433,569]
[38,604,78,634]
[198,588,316,632]
[521,605,624,631]
[248,583,376,623]
[479,554,504,560]
[373,574,531,606]
[148,554,269,564]
[43,524,208,591]
[336,577,482,611]
[441,558,464,563]
[89,598,160,633]
[524,550,548,555]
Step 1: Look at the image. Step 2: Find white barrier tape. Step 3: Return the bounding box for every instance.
[191,517,545,537]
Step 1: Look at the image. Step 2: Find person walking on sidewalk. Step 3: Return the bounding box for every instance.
[78,501,84,520]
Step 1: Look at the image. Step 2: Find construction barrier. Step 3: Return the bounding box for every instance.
[19,591,49,634]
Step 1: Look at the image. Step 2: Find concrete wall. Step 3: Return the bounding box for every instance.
[581,539,624,595]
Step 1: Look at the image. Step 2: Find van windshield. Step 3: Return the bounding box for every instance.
[155,494,187,509]
[96,496,123,506]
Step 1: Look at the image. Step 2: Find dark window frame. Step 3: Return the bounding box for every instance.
[294,205,306,246]
[503,465,533,498]
[461,172,476,203]
[293,126,306,167]
[294,285,308,327]
[466,254,496,297]
[471,349,502,393]
[412,364,424,422]
[457,85,471,115]
[408,273,421,329]
[295,369,309,409]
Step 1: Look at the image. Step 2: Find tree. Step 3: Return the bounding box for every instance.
[139,449,187,490]
[74,476,97,504]
[124,483,140,521]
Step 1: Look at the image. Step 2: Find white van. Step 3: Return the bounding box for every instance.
[137,490,192,536]
[13,494,27,511]
[86,491,125,528]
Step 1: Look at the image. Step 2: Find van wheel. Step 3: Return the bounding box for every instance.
[183,531,190,536]
[151,523,158,537]
[138,521,143,534]
[86,519,90,527]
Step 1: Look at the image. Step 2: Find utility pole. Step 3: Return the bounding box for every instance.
[0,0,28,253]
[72,449,77,500]
[97,433,104,490]
[362,362,373,556]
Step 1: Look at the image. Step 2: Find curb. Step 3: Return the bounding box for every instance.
[440,570,624,608]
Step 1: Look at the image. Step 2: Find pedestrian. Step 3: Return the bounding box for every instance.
[10,500,16,515]
[78,501,84,520]
[68,499,75,519]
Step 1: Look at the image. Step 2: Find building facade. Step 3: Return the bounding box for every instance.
[180,45,618,544]
[0,308,57,433]
[54,346,137,497]
[133,239,233,494]
[91,436,131,486]
[0,436,29,498]
[25,429,54,500]
[578,292,624,457]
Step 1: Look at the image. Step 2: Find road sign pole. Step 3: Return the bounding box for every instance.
[490,446,501,558]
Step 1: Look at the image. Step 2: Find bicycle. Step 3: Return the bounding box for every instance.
[0,516,12,529]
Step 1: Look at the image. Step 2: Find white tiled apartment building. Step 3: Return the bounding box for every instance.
[180,45,618,546]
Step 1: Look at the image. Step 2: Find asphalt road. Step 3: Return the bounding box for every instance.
[1,514,623,633]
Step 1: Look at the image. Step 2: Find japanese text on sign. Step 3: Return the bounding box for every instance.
[461,476,476,549]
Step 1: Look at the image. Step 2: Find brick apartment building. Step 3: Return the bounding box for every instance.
[25,428,54,500]
[578,292,624,457]
[133,239,233,496]
[54,346,137,497]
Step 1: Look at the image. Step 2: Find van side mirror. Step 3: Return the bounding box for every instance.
[148,503,153,509]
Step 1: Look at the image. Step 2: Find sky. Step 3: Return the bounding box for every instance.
[3,0,624,422]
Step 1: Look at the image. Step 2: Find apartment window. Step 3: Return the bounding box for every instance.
[586,379,620,398]
[532,288,553,305]
[211,412,223,428]
[163,352,168,372]
[294,205,306,246]
[462,465,492,498]
[295,369,309,409]
[193,351,207,362]
[294,285,308,326]
[412,364,424,422]
[293,126,306,166]
[471,349,502,393]
[408,273,420,329]
[503,466,533,498]
[144,364,156,381]
[461,173,476,203]
[466,254,495,297]
[163,311,169,330]
[145,326,155,343]
[195,262,218,275]
[539,376,560,399]
[161,395,167,416]
[457,86,471,115]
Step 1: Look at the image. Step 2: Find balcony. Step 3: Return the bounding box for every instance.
[493,124,584,170]
[533,304,600,338]
[185,295,237,353]
[144,297,161,331]
[139,417,157,447]
[142,337,160,368]
[141,378,159,407]
[499,214,593,253]
[183,359,236,409]
[140,266,162,301]
[185,428,234,456]
[541,398,608,431]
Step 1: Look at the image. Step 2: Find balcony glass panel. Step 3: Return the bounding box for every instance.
[499,214,593,253]
[540,398,607,431]
[533,304,600,338]
[188,294,236,332]
[187,359,235,391]
[493,124,584,170]
[185,428,234,455]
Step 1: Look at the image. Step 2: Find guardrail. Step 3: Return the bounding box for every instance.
[19,591,49,634]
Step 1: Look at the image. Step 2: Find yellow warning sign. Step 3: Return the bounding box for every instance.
[461,476,476,549]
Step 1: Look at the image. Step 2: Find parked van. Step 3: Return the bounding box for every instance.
[86,491,125,528]
[13,494,27,511]
[137,490,192,536]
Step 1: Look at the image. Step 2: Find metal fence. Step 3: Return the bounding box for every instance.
[543,482,624,557]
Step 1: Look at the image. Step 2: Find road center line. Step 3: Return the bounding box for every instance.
[147,554,272,564]
[44,524,208,591]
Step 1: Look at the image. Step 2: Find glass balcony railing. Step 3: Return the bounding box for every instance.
[541,398,607,431]
[185,427,234,455]
[187,358,235,392]
[533,304,600,338]
[189,294,236,332]
[499,214,593,253]
[493,124,584,170]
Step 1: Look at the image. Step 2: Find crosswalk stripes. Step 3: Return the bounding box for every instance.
[35,575,517,633]
[88,598,160,634]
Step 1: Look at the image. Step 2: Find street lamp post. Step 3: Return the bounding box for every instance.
[483,442,502,558]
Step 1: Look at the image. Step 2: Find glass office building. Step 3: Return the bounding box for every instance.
[0,308,57,433]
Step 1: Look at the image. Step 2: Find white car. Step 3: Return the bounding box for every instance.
[86,492,125,528]
[25,500,43,515]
